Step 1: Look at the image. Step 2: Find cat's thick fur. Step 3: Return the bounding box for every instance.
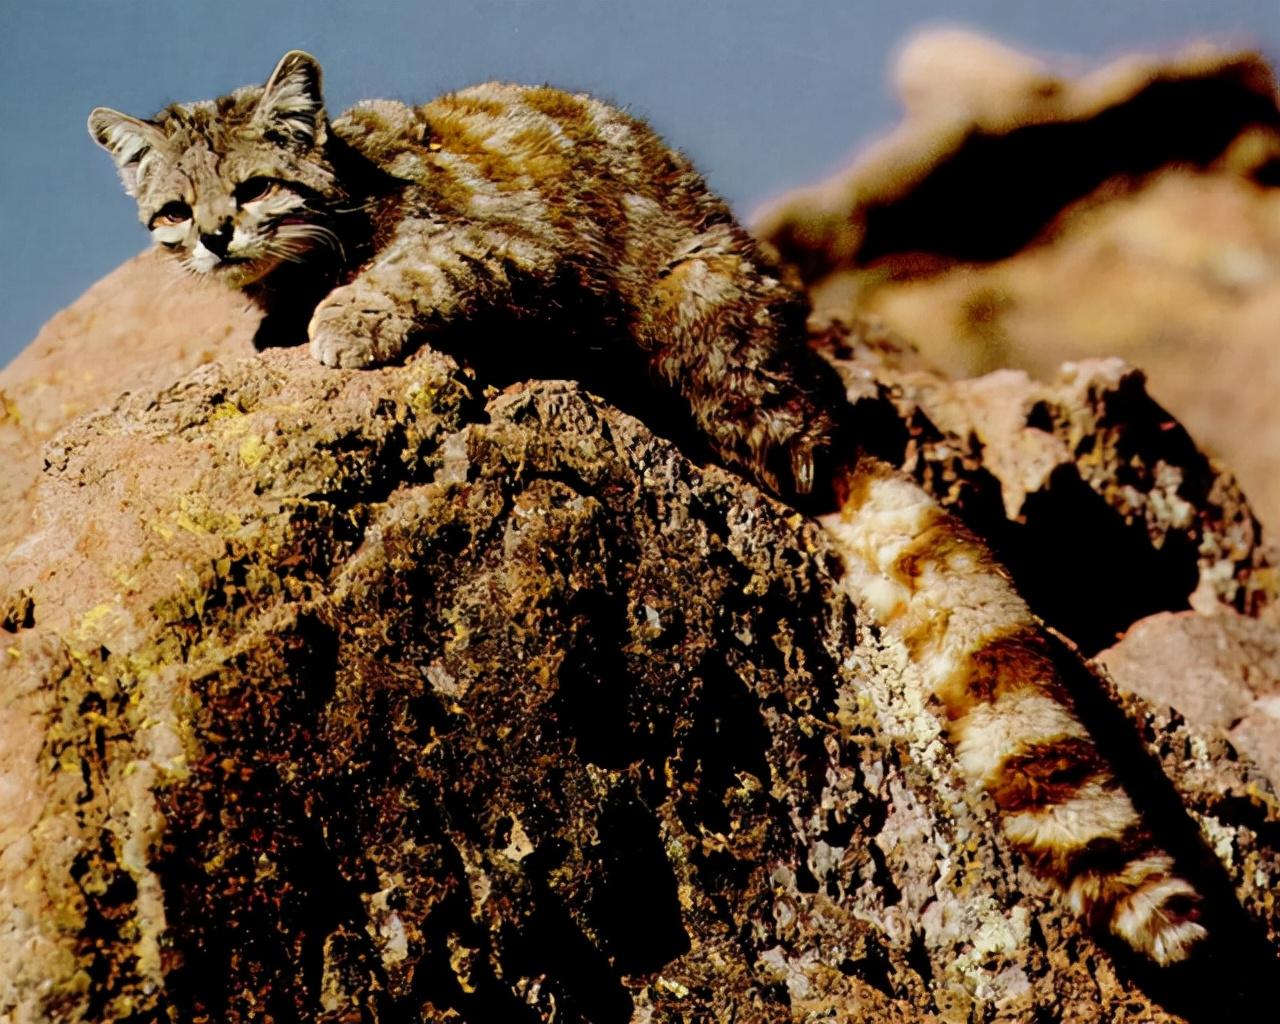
[90,50,1209,967]
[89,50,843,502]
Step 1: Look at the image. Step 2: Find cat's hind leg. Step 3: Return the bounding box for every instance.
[637,224,844,501]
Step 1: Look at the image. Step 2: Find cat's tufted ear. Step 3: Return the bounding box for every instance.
[88,108,167,197]
[255,50,326,146]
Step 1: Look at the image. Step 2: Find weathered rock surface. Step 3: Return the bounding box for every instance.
[816,320,1276,649]
[754,31,1280,532]
[1,246,1278,1022]
[1099,610,1280,789]
[0,250,258,556]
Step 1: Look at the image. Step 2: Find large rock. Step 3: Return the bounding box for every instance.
[1,248,1279,1022]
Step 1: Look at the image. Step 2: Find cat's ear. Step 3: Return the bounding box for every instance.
[88,108,166,197]
[255,50,326,146]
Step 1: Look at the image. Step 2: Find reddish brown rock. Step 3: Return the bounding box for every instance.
[0,249,259,555]
[0,256,1277,1022]
[817,320,1278,650]
[1099,611,1280,787]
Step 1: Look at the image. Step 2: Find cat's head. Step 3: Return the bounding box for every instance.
[89,51,347,287]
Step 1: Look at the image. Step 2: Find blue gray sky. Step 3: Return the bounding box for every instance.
[3,0,1278,367]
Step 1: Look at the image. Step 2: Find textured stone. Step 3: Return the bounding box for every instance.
[0,256,1277,1021]
[0,249,258,556]
[1099,611,1280,787]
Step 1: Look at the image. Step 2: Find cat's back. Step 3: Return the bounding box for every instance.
[424,82,660,177]
[334,82,693,215]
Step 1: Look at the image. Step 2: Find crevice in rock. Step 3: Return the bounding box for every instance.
[1009,465,1198,655]
[587,791,691,975]
[501,873,634,1024]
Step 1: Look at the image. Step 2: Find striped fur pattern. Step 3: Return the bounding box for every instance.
[89,50,840,500]
[91,51,1208,965]
[821,460,1206,964]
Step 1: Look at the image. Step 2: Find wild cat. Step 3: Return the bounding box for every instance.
[90,50,1207,966]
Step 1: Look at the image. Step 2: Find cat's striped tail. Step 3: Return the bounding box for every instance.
[818,458,1207,965]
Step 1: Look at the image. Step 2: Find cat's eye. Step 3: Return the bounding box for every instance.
[149,201,191,228]
[235,177,279,204]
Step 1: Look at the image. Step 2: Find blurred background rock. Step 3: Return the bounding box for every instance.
[755,30,1280,531]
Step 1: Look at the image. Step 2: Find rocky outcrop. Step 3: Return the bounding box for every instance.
[754,31,1280,532]
[2,247,1279,1021]
[815,320,1276,650]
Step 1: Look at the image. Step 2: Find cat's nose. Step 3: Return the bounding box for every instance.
[199,223,232,257]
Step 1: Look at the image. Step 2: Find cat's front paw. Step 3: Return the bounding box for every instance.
[308,285,415,368]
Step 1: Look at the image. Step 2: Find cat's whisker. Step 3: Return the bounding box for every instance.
[337,201,378,215]
[265,245,310,266]
[155,264,190,298]
[276,223,347,265]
